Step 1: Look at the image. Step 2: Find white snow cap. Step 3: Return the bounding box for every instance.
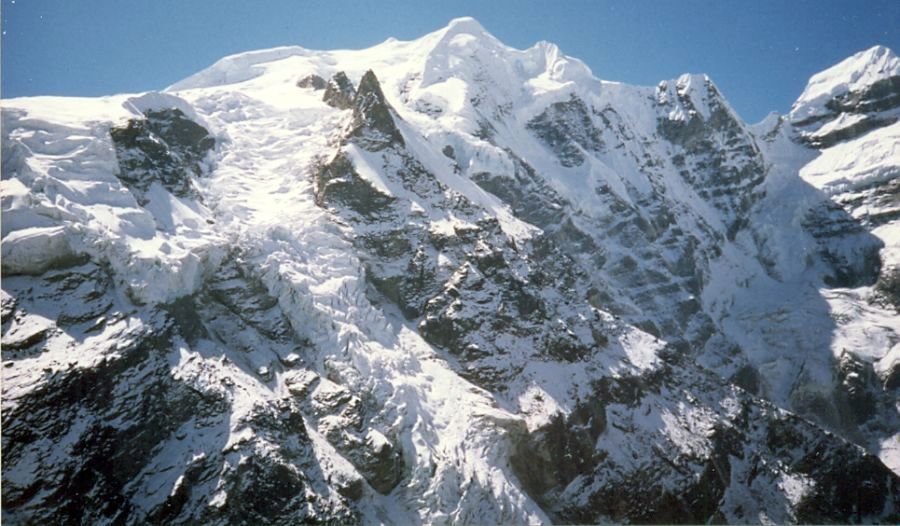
[165,16,598,100]
[418,16,596,90]
[790,45,899,122]
[123,91,209,128]
[443,16,490,36]
[167,46,311,91]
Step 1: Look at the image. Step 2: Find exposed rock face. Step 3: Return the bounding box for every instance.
[306,63,900,523]
[527,94,604,167]
[802,199,884,287]
[875,265,900,308]
[2,21,899,525]
[1,258,358,524]
[348,70,406,151]
[297,73,327,90]
[315,152,396,219]
[110,108,215,204]
[511,358,899,525]
[657,75,767,239]
[322,71,357,110]
[793,70,900,148]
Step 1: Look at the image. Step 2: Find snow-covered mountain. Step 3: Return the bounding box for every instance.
[2,17,898,524]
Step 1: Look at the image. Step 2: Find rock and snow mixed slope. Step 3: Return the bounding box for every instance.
[2,17,899,524]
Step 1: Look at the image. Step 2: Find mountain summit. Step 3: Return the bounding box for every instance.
[2,18,899,524]
[791,45,900,121]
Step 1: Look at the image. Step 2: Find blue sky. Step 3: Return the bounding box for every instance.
[2,0,898,122]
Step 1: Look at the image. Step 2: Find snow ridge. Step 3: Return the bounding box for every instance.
[791,45,900,122]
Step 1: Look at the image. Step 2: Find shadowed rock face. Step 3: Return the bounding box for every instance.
[471,145,716,348]
[808,114,898,148]
[875,266,900,310]
[348,70,406,151]
[510,397,607,501]
[657,79,766,239]
[828,75,900,115]
[309,69,900,524]
[1,257,361,524]
[110,108,215,204]
[322,71,357,110]
[802,198,884,288]
[527,94,604,167]
[315,152,396,220]
[508,356,900,525]
[297,73,327,90]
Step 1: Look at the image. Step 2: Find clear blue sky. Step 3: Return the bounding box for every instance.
[2,0,898,122]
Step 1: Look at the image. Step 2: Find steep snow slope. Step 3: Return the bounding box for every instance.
[3,17,899,524]
[791,45,900,123]
[790,45,900,148]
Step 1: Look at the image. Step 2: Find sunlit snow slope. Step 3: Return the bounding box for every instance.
[2,17,898,525]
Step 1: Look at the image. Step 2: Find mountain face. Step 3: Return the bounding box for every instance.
[2,17,899,524]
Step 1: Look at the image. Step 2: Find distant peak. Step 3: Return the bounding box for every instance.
[416,16,597,94]
[656,73,731,121]
[860,44,895,60]
[432,16,500,47]
[444,16,488,34]
[828,45,899,79]
[676,73,712,90]
[790,45,899,121]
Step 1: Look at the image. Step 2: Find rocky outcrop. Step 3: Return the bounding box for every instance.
[874,265,900,309]
[315,152,396,220]
[511,358,900,524]
[527,94,604,167]
[1,255,360,524]
[657,76,766,239]
[110,108,215,204]
[803,200,883,287]
[307,378,404,494]
[322,72,357,110]
[347,70,405,151]
[794,75,900,147]
[297,73,327,90]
